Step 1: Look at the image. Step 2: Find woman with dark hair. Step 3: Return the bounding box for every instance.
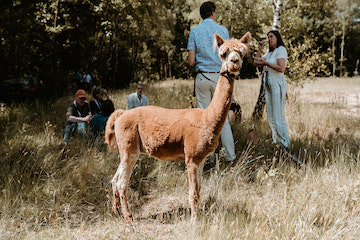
[90,99,115,138]
[90,87,108,115]
[254,30,290,149]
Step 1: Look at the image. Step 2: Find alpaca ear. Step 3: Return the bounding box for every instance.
[214,33,225,48]
[239,31,251,44]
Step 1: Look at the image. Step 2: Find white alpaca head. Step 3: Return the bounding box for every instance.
[215,32,251,75]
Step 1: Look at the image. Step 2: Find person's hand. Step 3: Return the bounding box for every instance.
[102,89,109,100]
[259,57,267,64]
[84,115,92,123]
[255,57,266,66]
[260,57,267,65]
[258,40,265,50]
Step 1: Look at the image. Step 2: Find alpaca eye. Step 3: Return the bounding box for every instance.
[222,52,227,58]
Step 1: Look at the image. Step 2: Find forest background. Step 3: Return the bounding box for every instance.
[1,0,360,98]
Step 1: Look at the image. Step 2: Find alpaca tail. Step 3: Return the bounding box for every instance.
[105,109,125,150]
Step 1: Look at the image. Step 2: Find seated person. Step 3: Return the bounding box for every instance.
[90,99,115,138]
[62,89,92,143]
[127,82,149,110]
[90,87,109,115]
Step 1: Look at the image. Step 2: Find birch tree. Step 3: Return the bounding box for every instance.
[272,0,283,31]
[252,0,283,120]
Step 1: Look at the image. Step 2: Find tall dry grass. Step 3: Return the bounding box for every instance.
[1,77,360,239]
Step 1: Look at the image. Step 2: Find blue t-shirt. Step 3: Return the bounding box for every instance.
[187,18,230,72]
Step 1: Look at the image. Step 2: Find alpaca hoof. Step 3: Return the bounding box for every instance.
[124,215,132,223]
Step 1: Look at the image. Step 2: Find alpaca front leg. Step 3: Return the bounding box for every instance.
[198,160,205,189]
[113,153,138,223]
[187,162,201,224]
[111,174,121,216]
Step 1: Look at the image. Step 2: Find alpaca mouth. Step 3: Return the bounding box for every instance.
[231,67,241,72]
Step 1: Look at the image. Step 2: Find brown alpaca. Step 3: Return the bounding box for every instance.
[105,32,251,224]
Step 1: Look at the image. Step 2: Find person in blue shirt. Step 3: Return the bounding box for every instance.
[72,67,83,94]
[187,1,236,162]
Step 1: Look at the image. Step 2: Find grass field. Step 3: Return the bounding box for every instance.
[1,77,360,239]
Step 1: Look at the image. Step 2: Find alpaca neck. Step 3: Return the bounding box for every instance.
[204,68,235,135]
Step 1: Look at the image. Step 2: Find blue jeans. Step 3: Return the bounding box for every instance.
[62,122,77,142]
[265,76,290,148]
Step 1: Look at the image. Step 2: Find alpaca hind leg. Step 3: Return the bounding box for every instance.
[111,164,121,216]
[112,153,138,222]
[187,162,201,224]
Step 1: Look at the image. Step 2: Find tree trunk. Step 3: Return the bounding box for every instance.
[252,0,283,120]
[272,0,283,31]
[54,0,60,28]
[332,28,336,77]
[160,60,164,80]
[168,52,172,78]
[340,23,345,77]
[252,68,266,120]
[354,59,359,76]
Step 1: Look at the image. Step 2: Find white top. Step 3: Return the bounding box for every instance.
[127,92,149,110]
[264,46,288,80]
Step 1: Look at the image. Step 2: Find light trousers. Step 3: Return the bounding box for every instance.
[265,75,290,148]
[195,73,236,161]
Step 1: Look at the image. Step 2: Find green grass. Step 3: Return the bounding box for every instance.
[1,77,360,239]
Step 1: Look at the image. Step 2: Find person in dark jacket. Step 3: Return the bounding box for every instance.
[90,87,111,115]
[90,99,115,138]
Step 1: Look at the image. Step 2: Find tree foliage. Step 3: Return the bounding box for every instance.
[0,0,359,97]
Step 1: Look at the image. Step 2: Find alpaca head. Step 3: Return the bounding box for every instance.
[215,32,251,76]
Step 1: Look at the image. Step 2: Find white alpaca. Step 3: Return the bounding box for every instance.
[105,32,251,224]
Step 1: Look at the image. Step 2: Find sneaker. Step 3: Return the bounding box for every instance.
[274,142,290,152]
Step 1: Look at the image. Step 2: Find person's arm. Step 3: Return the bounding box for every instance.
[103,89,109,99]
[66,104,92,123]
[257,46,287,73]
[187,29,195,67]
[188,50,196,66]
[254,40,265,67]
[67,115,92,123]
[144,96,149,106]
[262,58,286,73]
[127,95,132,110]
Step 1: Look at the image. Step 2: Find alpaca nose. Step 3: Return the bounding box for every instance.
[230,56,242,65]
[228,52,241,62]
